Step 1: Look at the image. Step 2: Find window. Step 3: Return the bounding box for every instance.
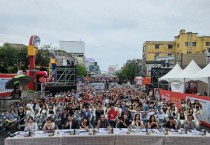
[185,42,188,46]
[206,42,210,46]
[168,53,172,56]
[154,53,159,57]
[168,45,173,49]
[155,44,159,49]
[192,42,196,46]
[177,44,179,47]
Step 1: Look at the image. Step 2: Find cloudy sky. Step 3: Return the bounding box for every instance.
[0,0,210,71]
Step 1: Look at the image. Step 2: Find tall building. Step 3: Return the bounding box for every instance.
[59,41,85,65]
[143,29,210,76]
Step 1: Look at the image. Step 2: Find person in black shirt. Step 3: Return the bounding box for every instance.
[95,105,104,122]
[48,105,55,115]
[97,114,110,128]
[164,116,178,130]
[17,106,26,125]
[67,103,75,116]
[148,115,159,129]
[118,114,131,128]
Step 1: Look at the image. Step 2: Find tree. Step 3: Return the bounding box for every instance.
[75,64,87,77]
[116,60,141,84]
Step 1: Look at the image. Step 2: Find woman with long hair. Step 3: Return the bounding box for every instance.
[80,117,89,129]
[148,115,159,129]
[131,114,144,128]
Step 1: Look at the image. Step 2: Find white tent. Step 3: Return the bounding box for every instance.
[186,63,210,83]
[169,60,201,82]
[186,63,210,96]
[158,63,182,82]
[159,60,201,93]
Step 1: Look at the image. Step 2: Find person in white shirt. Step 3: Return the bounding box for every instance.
[24,116,38,131]
[146,107,156,121]
[42,116,56,131]
[131,114,144,128]
[37,104,47,116]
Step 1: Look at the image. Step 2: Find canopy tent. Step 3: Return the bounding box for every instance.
[185,63,210,96]
[158,63,182,82]
[186,63,210,83]
[158,60,201,93]
[168,60,201,82]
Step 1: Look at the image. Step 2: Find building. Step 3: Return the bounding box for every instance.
[55,50,76,66]
[108,65,119,74]
[59,41,85,65]
[85,58,100,75]
[143,29,210,76]
[7,43,26,49]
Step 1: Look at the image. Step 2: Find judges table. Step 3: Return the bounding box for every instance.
[5,128,210,145]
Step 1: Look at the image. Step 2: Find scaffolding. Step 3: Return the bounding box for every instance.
[47,65,76,87]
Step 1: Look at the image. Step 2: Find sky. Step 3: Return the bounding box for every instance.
[0,0,210,71]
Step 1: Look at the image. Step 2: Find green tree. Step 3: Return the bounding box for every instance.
[75,64,87,77]
[36,45,50,67]
[116,60,142,84]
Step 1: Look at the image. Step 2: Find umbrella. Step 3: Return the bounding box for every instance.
[5,74,32,89]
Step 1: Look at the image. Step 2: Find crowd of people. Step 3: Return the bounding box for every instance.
[0,84,202,134]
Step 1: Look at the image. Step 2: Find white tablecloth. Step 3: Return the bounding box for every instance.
[4,130,210,145]
[165,134,210,145]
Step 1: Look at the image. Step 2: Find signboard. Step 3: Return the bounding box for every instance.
[0,74,16,97]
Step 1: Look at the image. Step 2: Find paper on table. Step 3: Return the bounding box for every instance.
[191,130,200,135]
[98,128,108,133]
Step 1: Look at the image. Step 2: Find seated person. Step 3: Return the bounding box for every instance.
[24,116,38,131]
[131,114,144,128]
[80,117,89,129]
[64,115,78,129]
[118,114,132,128]
[164,116,178,130]
[183,114,197,130]
[97,114,110,128]
[148,115,159,129]
[42,116,56,131]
